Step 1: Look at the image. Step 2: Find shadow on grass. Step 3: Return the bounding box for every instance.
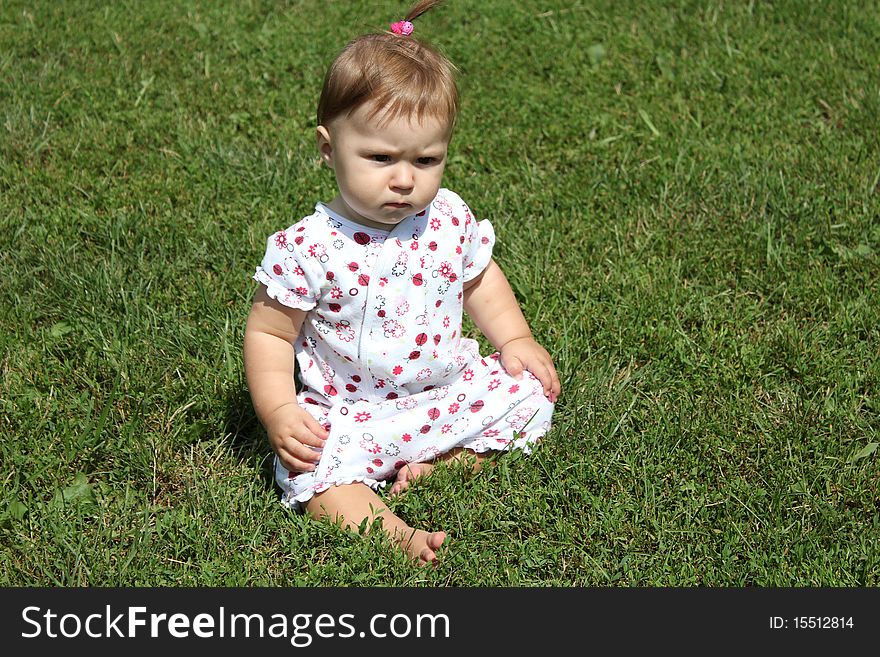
[221,385,277,491]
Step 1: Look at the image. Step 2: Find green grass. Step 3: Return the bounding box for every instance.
[1,0,878,586]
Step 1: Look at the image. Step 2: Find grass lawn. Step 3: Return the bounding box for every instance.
[1,0,878,586]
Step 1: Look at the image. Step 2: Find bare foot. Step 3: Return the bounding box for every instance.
[305,482,447,565]
[390,449,492,497]
[389,462,436,496]
[392,527,447,564]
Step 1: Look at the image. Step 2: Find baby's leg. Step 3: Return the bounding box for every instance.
[390,447,492,496]
[305,482,446,563]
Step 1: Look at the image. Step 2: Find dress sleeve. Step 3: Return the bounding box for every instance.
[460,200,496,282]
[253,228,319,311]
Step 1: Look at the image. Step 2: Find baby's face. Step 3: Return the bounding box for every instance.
[317,103,450,230]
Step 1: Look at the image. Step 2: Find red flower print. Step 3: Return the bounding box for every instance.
[330,287,343,299]
[488,379,500,391]
[410,240,419,251]
[376,379,386,388]
[355,411,372,423]
[439,262,453,278]
[383,320,405,339]
[433,197,452,216]
[336,323,355,342]
[448,403,460,414]
[509,384,520,394]
[463,369,474,381]
[393,365,403,376]
[295,286,308,296]
[429,386,449,401]
[430,217,441,230]
[482,429,500,438]
[274,231,287,248]
[443,316,450,328]
[402,433,412,442]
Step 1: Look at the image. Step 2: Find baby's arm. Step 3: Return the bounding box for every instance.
[463,259,561,402]
[243,287,329,472]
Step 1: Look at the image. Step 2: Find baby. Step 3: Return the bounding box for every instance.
[243,0,560,564]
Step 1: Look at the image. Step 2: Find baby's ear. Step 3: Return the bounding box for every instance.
[316,126,333,167]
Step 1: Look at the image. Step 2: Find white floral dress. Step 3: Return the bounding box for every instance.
[253,188,554,508]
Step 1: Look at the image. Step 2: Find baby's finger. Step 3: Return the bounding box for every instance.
[547,363,562,400]
[525,360,554,399]
[283,437,323,463]
[295,427,327,449]
[278,449,318,474]
[501,354,524,379]
[303,414,330,439]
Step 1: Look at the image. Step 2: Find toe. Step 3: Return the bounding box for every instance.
[418,532,446,565]
[429,531,447,550]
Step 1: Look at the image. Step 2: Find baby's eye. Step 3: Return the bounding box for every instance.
[369,154,391,163]
[416,157,439,166]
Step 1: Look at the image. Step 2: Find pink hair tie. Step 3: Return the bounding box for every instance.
[390,20,414,36]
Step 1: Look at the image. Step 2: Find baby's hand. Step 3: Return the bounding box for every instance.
[264,402,330,473]
[499,337,561,403]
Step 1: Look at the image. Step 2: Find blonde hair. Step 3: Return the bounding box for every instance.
[317,0,459,129]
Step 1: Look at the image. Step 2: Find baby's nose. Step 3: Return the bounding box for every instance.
[391,163,415,190]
